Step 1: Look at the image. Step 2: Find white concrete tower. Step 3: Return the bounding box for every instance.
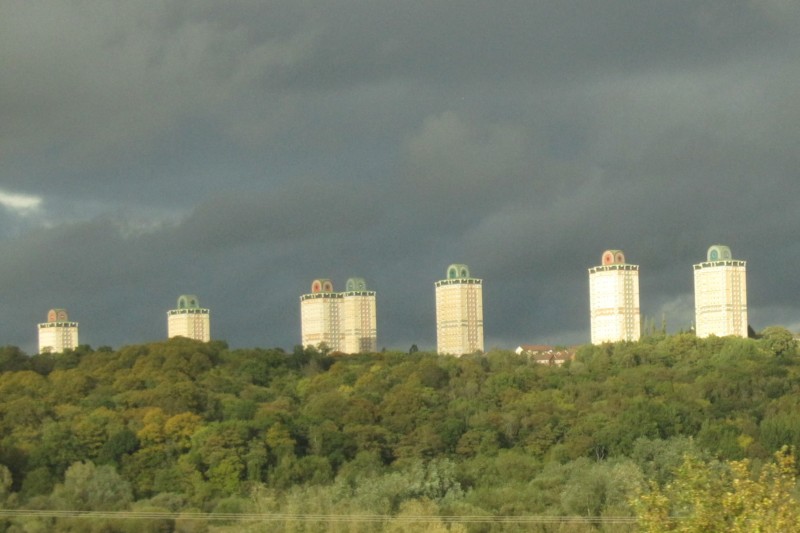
[300,279,343,351]
[167,295,211,341]
[38,308,79,354]
[693,245,748,338]
[341,277,377,353]
[589,250,641,344]
[435,264,484,356]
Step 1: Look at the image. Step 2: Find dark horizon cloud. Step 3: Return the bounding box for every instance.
[2,1,800,354]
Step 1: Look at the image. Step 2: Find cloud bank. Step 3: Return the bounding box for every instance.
[1,1,800,352]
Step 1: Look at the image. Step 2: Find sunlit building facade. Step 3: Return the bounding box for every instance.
[693,245,748,338]
[589,250,641,344]
[167,295,211,341]
[300,279,342,351]
[341,277,377,353]
[301,277,377,353]
[435,264,484,356]
[38,308,79,354]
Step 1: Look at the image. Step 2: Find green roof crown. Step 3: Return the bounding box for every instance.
[177,295,200,309]
[346,277,367,291]
[707,245,733,261]
[447,264,471,279]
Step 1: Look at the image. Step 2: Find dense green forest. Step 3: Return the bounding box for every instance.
[1,329,800,532]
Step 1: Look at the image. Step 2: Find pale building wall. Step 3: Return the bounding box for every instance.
[589,251,641,344]
[694,261,747,338]
[167,309,211,341]
[38,325,79,353]
[435,267,484,356]
[300,293,343,351]
[341,292,377,353]
[301,278,378,354]
[167,295,210,342]
[38,309,79,353]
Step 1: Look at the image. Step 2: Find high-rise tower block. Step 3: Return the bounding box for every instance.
[693,245,748,338]
[300,277,377,353]
[589,250,641,343]
[38,308,79,354]
[341,277,377,353]
[435,264,484,356]
[167,295,211,341]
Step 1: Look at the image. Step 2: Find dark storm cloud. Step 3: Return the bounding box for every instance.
[2,0,800,351]
[176,181,386,251]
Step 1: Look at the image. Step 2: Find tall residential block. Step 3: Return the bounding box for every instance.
[38,308,79,354]
[435,264,484,356]
[341,277,377,353]
[693,244,748,338]
[300,279,342,351]
[167,295,211,341]
[300,277,377,353]
[589,250,641,344]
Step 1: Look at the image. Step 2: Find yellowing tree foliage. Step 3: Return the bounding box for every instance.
[634,446,800,532]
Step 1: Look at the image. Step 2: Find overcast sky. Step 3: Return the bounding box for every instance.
[2,1,800,353]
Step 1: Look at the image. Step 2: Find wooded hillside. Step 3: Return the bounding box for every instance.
[1,330,799,531]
